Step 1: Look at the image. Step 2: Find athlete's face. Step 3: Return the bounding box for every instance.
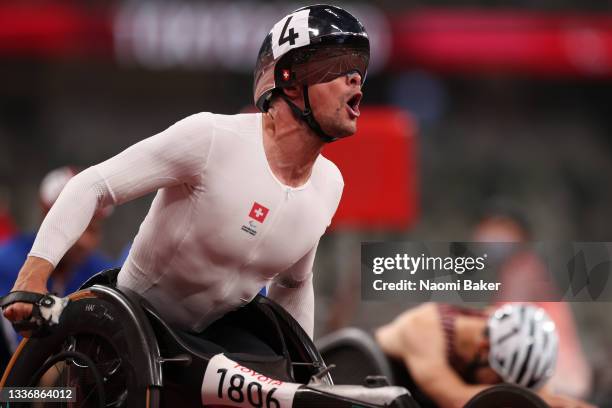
[307,71,363,138]
[473,361,502,385]
[469,338,502,385]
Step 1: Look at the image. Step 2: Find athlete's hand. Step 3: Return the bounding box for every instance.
[3,257,54,324]
[3,282,47,323]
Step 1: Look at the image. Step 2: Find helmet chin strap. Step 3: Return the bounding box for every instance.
[279,85,338,143]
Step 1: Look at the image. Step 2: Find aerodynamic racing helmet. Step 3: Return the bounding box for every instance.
[253,4,370,141]
[487,304,559,389]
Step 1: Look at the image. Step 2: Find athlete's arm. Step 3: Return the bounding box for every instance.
[407,352,489,408]
[381,305,488,408]
[269,168,343,339]
[267,244,317,338]
[4,113,214,323]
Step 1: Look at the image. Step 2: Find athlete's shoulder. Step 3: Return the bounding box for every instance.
[174,111,215,127]
[315,155,344,188]
[163,112,216,142]
[173,111,259,128]
[169,111,258,143]
[205,112,261,135]
[312,156,344,219]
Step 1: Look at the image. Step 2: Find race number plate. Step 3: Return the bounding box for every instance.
[271,9,311,59]
[201,354,300,408]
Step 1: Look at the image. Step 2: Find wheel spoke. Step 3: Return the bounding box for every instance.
[80,383,99,407]
[32,335,126,407]
[83,335,97,362]
[54,362,64,379]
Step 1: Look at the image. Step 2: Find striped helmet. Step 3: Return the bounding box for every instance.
[487,304,558,389]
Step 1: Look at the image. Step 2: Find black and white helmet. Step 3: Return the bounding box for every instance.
[488,304,559,389]
[253,4,369,141]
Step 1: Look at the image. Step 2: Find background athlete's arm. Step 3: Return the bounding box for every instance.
[4,113,214,322]
[406,348,489,408]
[389,309,489,408]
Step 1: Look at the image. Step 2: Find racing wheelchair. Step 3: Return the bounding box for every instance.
[317,328,551,408]
[1,269,419,407]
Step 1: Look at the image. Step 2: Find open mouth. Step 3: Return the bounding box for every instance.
[346,92,362,118]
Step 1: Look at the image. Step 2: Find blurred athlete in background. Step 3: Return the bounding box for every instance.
[0,166,116,372]
[473,201,593,399]
[4,5,369,355]
[375,302,594,408]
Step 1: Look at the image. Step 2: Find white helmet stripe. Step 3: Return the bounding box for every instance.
[487,304,558,390]
[532,313,550,380]
[519,310,541,387]
[534,327,558,385]
[491,309,518,378]
[508,305,531,384]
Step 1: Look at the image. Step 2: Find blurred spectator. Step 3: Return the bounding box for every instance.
[0,166,118,372]
[0,206,15,244]
[473,200,592,399]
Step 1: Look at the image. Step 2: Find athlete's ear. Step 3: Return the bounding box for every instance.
[282,85,302,100]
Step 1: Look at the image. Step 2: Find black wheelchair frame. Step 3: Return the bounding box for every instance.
[1,270,418,408]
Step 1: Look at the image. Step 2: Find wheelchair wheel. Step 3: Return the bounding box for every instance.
[29,349,107,408]
[463,384,549,408]
[1,288,162,407]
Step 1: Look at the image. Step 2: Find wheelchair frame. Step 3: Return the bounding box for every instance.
[1,270,334,407]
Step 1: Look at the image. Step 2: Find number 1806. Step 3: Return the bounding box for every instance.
[217,368,281,408]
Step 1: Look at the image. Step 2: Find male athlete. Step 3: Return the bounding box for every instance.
[3,5,369,344]
[375,303,595,408]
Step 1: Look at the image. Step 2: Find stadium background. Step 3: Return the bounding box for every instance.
[0,0,611,404]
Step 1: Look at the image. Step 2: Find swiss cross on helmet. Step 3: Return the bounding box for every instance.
[253,4,370,142]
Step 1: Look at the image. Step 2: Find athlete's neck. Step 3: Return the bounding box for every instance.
[262,108,326,188]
